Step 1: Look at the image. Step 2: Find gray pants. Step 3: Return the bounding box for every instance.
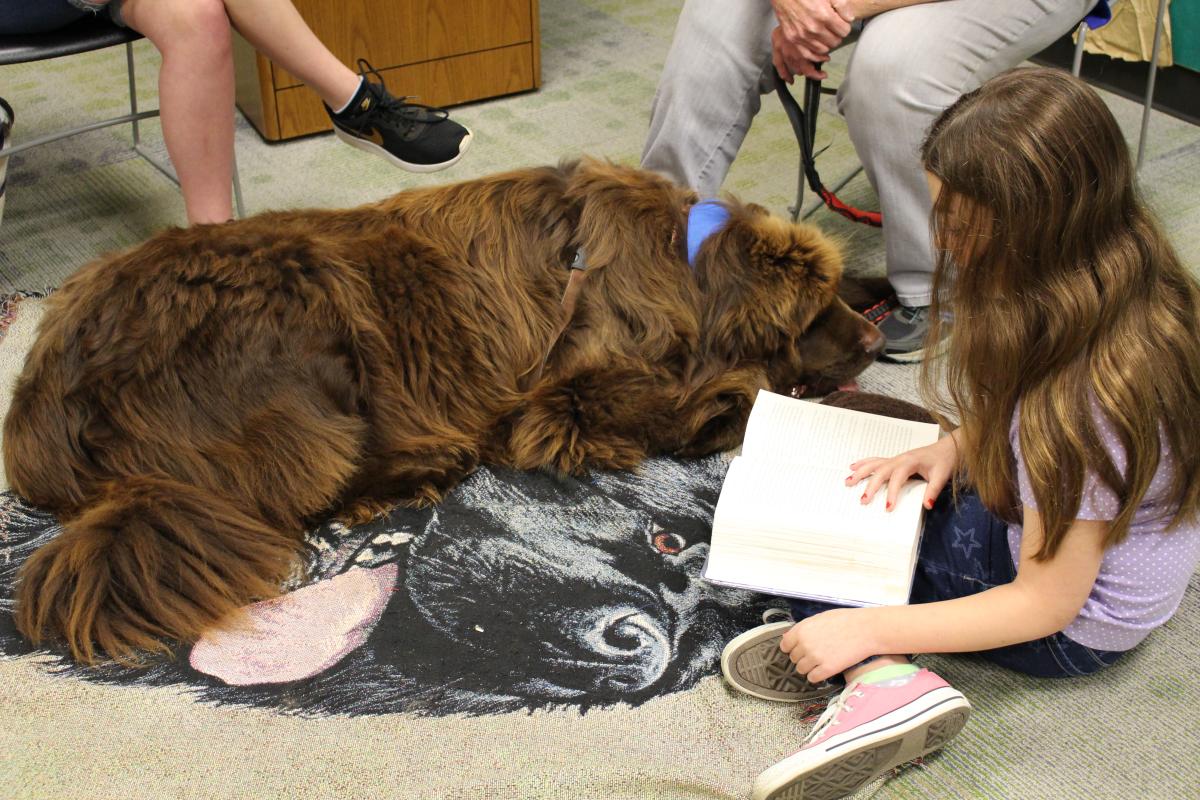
[642,0,1092,306]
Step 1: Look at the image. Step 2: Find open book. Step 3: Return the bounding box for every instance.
[703,390,941,607]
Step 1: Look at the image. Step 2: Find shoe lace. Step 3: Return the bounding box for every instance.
[802,682,865,744]
[356,59,450,131]
[895,304,929,325]
[861,294,897,325]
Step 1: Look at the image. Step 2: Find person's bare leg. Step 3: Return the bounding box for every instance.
[220,0,360,109]
[121,0,236,224]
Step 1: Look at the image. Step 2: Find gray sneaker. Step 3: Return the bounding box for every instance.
[878,303,934,363]
[720,621,837,702]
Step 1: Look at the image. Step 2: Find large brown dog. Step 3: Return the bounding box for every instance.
[4,159,881,663]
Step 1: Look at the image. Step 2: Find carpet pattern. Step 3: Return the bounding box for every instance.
[2,0,1199,798]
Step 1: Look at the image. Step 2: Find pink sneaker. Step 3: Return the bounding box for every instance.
[752,668,970,800]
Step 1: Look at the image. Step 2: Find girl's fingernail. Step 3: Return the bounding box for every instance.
[845,475,855,484]
[924,499,933,510]
[885,501,893,511]
[860,492,868,503]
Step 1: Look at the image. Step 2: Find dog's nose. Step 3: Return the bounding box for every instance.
[862,324,885,357]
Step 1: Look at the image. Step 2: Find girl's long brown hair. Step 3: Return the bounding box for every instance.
[919,67,1200,559]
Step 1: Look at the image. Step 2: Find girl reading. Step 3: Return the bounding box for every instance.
[721,67,1200,800]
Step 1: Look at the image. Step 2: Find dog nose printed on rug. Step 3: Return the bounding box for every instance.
[0,455,787,716]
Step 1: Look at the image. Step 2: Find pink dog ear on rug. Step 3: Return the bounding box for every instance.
[189,563,398,686]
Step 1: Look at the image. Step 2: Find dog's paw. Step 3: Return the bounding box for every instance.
[819,390,935,424]
[396,484,446,509]
[334,499,395,528]
[788,379,860,399]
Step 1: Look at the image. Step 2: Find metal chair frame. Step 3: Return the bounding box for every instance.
[0,18,244,217]
[1073,0,1169,170]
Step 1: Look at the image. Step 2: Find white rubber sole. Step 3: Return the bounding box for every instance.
[333,126,473,173]
[721,622,832,703]
[879,348,927,364]
[752,687,971,800]
[880,332,950,365]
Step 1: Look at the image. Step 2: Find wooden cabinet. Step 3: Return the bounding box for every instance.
[234,0,540,141]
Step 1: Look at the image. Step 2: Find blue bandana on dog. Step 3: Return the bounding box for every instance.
[687,200,731,268]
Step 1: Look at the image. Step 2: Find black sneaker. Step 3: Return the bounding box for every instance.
[877,303,940,363]
[326,60,472,173]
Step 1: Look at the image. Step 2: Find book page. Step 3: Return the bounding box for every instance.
[703,553,914,607]
[741,390,939,469]
[705,457,924,606]
[704,391,939,605]
[711,457,925,550]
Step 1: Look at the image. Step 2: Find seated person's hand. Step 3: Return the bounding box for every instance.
[770,0,855,82]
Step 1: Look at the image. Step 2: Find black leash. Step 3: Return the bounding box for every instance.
[774,74,882,228]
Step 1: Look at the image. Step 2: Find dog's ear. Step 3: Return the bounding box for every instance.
[742,213,842,288]
[693,209,843,361]
[696,209,842,287]
[189,563,399,685]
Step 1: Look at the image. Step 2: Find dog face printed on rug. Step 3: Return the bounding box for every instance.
[0,456,783,716]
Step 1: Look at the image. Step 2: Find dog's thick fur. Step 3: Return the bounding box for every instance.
[4,160,880,663]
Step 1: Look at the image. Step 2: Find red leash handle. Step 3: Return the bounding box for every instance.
[820,187,882,227]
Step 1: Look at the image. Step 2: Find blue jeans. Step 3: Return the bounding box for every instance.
[788,488,1126,678]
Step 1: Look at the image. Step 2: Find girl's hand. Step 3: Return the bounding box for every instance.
[846,431,960,511]
[780,608,880,683]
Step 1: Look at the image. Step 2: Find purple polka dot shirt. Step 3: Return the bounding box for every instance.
[1009,408,1200,651]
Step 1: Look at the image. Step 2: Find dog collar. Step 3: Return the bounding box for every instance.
[687,200,731,268]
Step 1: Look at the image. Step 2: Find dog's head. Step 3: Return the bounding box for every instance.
[691,202,883,395]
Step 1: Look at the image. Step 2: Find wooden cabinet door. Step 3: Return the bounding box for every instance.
[272,0,534,89]
[234,0,539,140]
